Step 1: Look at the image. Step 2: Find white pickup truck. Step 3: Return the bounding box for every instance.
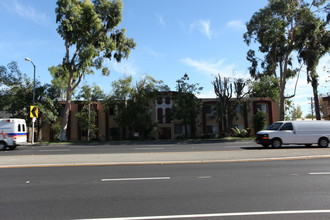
[0,118,27,150]
[256,121,330,148]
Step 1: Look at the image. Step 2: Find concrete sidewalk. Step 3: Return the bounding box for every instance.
[1,148,330,168]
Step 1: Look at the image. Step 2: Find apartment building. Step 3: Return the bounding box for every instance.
[321,95,330,120]
[41,95,278,141]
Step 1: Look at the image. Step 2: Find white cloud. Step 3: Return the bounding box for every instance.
[156,14,166,26]
[227,20,245,31]
[112,60,138,76]
[1,0,50,26]
[190,20,212,40]
[180,57,248,79]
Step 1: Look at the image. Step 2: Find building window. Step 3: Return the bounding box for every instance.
[175,124,183,134]
[236,105,241,113]
[109,107,115,116]
[165,97,171,104]
[157,108,163,123]
[206,125,213,134]
[110,127,119,138]
[165,108,171,123]
[256,103,268,112]
[206,125,219,134]
[157,97,163,105]
[204,105,212,114]
[59,106,65,116]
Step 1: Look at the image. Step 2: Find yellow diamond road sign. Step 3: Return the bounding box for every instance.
[30,106,39,118]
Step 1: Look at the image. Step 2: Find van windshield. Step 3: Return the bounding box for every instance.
[267,122,283,130]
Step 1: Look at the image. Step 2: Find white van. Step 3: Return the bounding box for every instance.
[0,118,27,150]
[256,121,330,148]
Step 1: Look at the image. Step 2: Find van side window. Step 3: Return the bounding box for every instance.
[18,124,21,132]
[280,123,293,131]
[22,124,26,132]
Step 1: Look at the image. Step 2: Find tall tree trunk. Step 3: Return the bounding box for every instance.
[60,80,74,141]
[87,103,92,141]
[312,78,321,120]
[279,93,285,121]
[60,98,71,141]
[279,58,289,121]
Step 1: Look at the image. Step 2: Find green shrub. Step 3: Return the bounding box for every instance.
[51,122,61,141]
[253,110,266,133]
[231,126,248,138]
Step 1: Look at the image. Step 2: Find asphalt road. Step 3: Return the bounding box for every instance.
[0,140,326,156]
[1,158,330,220]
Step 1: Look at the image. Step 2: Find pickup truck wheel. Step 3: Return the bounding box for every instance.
[272,138,282,148]
[318,138,329,148]
[0,141,7,150]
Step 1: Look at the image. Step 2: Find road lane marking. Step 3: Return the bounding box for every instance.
[309,172,330,175]
[77,210,330,219]
[198,176,212,179]
[38,149,71,152]
[101,177,170,182]
[134,148,165,150]
[150,145,174,147]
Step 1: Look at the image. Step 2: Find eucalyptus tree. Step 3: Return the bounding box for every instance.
[75,84,105,141]
[129,76,169,139]
[244,0,306,120]
[54,0,136,141]
[104,75,169,139]
[295,1,330,120]
[250,75,279,101]
[103,75,133,139]
[172,74,203,139]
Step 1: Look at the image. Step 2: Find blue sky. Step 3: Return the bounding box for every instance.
[1,0,329,116]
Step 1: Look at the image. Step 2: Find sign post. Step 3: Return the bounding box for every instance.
[30,105,38,144]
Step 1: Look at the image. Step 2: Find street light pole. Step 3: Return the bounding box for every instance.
[25,57,36,144]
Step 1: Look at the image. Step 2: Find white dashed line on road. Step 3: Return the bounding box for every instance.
[101,177,171,182]
[134,148,165,150]
[197,176,212,179]
[309,172,330,175]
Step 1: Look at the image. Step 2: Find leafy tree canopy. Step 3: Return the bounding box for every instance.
[0,61,61,140]
[243,0,324,120]
[54,0,136,140]
[172,74,203,138]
